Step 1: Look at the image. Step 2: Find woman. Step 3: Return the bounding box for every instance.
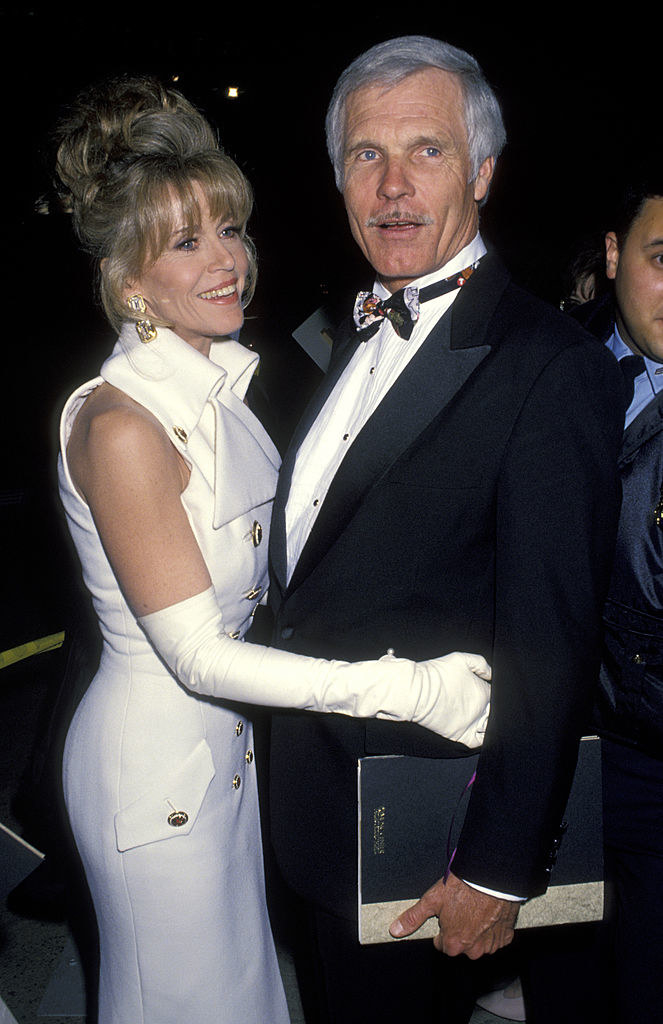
[55,76,491,1023]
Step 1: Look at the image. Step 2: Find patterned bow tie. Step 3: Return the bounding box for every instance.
[353,259,482,340]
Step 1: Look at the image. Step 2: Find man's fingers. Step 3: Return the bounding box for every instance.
[388,898,429,938]
[389,882,444,938]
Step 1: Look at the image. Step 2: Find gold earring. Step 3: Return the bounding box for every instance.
[126,294,157,343]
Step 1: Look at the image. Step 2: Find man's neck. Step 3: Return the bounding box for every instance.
[375,234,486,297]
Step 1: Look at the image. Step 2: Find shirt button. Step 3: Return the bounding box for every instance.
[232,774,241,790]
[245,750,254,764]
[235,721,244,736]
[251,521,263,547]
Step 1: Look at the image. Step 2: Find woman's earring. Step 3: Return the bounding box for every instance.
[126,294,157,343]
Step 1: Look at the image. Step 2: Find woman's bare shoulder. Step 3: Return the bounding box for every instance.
[67,382,182,499]
[71,382,163,442]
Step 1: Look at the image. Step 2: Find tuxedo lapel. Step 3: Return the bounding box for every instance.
[276,254,509,597]
[287,260,508,594]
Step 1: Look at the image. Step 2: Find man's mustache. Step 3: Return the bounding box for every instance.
[366,211,434,227]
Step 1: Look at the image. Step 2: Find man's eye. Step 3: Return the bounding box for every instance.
[423,147,441,157]
[359,149,379,162]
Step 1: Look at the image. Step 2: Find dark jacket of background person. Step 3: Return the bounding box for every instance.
[576,294,663,757]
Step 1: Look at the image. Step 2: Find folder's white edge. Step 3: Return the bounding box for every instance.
[359,881,604,944]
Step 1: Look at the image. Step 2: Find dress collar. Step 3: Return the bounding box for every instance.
[101,323,280,529]
[101,323,261,440]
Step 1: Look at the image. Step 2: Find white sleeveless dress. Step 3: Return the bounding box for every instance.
[58,324,290,1024]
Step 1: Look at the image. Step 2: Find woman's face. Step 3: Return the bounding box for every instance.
[128,184,249,354]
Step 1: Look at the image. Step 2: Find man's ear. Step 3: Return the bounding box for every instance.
[605,232,620,281]
[473,157,495,203]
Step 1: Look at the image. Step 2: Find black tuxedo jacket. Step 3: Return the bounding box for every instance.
[268,254,624,917]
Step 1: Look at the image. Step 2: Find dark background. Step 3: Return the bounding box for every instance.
[2,6,661,645]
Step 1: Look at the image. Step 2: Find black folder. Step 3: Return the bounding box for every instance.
[358,736,603,943]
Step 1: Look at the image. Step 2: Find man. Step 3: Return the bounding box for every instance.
[267,36,624,1022]
[576,174,663,1024]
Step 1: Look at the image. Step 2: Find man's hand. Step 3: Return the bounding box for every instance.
[389,871,519,958]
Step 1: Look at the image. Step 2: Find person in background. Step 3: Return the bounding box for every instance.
[573,169,663,1024]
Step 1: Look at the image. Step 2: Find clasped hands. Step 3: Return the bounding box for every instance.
[389,870,519,958]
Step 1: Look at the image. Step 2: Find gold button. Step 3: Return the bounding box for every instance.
[245,749,254,764]
[232,774,241,790]
[173,425,188,443]
[632,653,644,664]
[228,629,241,639]
[244,585,262,600]
[251,521,263,547]
[167,810,189,827]
[235,721,244,736]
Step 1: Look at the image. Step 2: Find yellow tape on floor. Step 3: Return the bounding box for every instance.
[0,632,65,670]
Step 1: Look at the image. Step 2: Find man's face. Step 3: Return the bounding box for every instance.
[606,196,663,362]
[341,68,494,292]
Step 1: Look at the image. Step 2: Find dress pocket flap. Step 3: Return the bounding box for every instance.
[114,739,215,852]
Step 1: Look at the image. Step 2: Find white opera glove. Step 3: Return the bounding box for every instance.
[138,587,491,747]
[378,649,491,747]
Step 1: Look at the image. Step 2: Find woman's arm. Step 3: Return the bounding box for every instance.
[69,389,491,747]
[68,385,211,615]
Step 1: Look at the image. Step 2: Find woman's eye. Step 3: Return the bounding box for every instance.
[220,225,240,238]
[176,237,198,251]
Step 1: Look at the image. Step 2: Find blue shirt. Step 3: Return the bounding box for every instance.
[606,327,663,427]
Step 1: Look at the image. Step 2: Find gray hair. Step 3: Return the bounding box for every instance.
[325,35,506,192]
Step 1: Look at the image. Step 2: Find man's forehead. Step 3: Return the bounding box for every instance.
[630,196,663,243]
[343,68,466,147]
[345,68,463,118]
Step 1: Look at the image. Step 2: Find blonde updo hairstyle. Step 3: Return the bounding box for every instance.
[55,76,257,333]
